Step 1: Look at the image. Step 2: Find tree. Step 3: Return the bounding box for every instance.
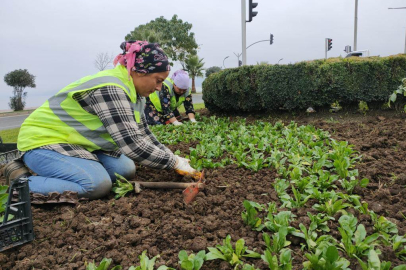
[94,52,114,71]
[205,66,222,77]
[4,69,36,111]
[182,55,205,93]
[125,15,198,63]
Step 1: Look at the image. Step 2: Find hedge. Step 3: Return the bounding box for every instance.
[202,54,406,112]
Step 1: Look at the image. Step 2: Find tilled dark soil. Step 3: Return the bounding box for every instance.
[1,109,406,270]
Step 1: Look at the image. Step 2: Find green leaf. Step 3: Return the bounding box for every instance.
[325,246,339,263]
[205,247,227,261]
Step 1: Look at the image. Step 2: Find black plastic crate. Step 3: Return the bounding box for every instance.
[0,178,34,252]
[0,140,20,166]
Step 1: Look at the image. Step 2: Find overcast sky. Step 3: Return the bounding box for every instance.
[0,0,405,110]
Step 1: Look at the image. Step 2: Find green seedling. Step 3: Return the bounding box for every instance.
[240,264,260,270]
[242,200,265,231]
[129,251,174,270]
[112,173,133,199]
[178,250,205,270]
[303,245,350,270]
[86,258,122,270]
[263,226,291,254]
[338,215,380,258]
[205,235,261,269]
[313,199,351,216]
[308,213,334,233]
[370,211,398,237]
[264,210,297,234]
[355,248,406,270]
[0,185,9,222]
[261,248,293,270]
[339,176,369,194]
[293,223,336,251]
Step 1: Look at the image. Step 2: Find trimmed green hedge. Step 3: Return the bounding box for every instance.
[202,54,406,112]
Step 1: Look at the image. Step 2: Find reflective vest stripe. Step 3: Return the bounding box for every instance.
[48,76,136,151]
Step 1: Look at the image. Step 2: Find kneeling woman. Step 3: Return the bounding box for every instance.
[145,70,197,126]
[8,41,197,200]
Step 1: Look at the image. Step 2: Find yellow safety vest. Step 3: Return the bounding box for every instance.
[149,78,191,112]
[18,65,144,152]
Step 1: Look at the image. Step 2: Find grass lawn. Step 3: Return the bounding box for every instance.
[178,103,205,113]
[0,103,205,144]
[0,128,19,143]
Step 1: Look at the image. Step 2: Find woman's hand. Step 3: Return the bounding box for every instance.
[174,155,201,179]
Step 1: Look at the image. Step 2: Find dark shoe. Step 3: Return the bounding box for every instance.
[3,160,31,185]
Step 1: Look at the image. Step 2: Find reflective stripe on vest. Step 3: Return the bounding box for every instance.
[149,78,190,112]
[48,76,143,151]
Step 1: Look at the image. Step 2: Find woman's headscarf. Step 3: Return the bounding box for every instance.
[113,41,171,77]
[171,70,190,90]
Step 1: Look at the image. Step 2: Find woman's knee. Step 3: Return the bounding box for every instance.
[110,156,136,182]
[83,176,112,200]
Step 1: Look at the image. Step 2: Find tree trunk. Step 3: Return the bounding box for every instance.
[191,77,196,93]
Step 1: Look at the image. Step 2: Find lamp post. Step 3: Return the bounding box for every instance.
[354,0,358,51]
[223,56,230,69]
[278,58,283,64]
[389,7,406,54]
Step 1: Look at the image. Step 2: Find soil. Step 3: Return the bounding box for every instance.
[1,108,406,270]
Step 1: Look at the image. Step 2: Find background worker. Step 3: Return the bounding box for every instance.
[5,41,198,200]
[145,70,197,126]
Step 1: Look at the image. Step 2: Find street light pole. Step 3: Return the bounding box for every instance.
[354,0,358,51]
[278,58,283,64]
[241,0,247,65]
[223,56,229,69]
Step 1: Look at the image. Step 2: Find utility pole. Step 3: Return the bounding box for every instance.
[354,0,358,51]
[241,0,247,65]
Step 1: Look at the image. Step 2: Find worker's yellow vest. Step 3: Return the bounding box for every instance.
[18,65,145,152]
[149,78,191,112]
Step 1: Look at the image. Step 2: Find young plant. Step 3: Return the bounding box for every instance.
[205,235,261,268]
[261,248,293,270]
[129,251,174,270]
[178,250,205,270]
[303,245,350,270]
[308,213,334,233]
[370,211,398,237]
[293,223,336,251]
[86,258,122,270]
[264,210,296,234]
[388,78,406,112]
[240,264,260,270]
[0,185,9,222]
[263,226,291,254]
[242,200,265,231]
[338,215,380,258]
[339,176,369,194]
[283,186,311,209]
[112,173,133,199]
[355,248,406,270]
[313,199,351,217]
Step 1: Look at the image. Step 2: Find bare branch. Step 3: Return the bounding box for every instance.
[94,52,114,71]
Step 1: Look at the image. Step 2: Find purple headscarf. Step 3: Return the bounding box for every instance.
[171,70,190,90]
[113,41,171,77]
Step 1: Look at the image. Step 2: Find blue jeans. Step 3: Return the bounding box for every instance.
[23,149,136,199]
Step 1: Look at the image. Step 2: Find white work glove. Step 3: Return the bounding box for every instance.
[172,120,183,126]
[174,155,201,179]
[190,118,197,123]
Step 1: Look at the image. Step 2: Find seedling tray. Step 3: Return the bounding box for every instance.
[0,178,34,252]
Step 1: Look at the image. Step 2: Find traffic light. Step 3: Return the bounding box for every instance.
[270,34,274,45]
[248,0,258,22]
[344,45,352,53]
[327,38,333,51]
[239,60,243,67]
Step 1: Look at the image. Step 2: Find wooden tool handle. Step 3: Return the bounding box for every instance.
[134,181,205,189]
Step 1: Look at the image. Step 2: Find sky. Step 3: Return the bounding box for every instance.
[0,0,405,110]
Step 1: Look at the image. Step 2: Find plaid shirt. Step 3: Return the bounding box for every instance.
[37,85,176,170]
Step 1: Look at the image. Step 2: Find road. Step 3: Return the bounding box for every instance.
[0,115,29,131]
[0,94,204,131]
